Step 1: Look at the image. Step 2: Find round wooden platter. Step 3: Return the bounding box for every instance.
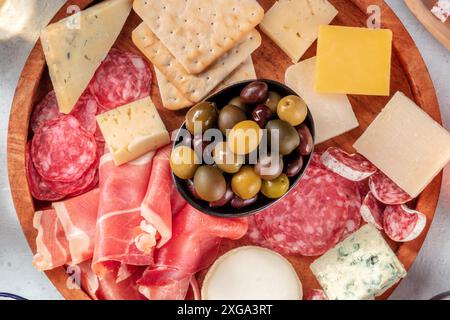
[7,0,442,300]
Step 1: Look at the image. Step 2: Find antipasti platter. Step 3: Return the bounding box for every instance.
[7,0,450,300]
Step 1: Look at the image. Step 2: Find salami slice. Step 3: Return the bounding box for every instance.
[369,171,412,205]
[360,192,385,230]
[30,91,60,132]
[89,49,152,109]
[26,143,65,201]
[320,147,377,181]
[304,289,327,300]
[383,205,426,242]
[31,115,97,182]
[254,153,362,256]
[45,160,98,196]
[70,91,98,134]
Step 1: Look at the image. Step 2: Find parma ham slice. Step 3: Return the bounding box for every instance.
[92,152,156,277]
[140,145,186,248]
[137,205,248,300]
[33,209,71,271]
[78,261,146,300]
[32,188,99,270]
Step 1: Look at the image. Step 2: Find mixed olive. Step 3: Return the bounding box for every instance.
[170,80,314,210]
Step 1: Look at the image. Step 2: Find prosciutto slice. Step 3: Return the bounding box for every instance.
[78,261,146,300]
[33,188,100,270]
[33,209,71,271]
[140,145,186,248]
[137,205,248,300]
[92,152,156,277]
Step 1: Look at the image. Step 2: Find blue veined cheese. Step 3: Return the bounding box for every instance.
[96,97,170,166]
[310,224,406,300]
[40,0,132,113]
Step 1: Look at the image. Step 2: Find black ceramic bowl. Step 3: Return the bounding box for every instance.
[172,79,316,218]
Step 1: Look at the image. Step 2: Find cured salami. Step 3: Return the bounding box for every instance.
[26,142,98,201]
[304,289,327,300]
[383,205,426,242]
[70,90,99,134]
[360,192,385,230]
[30,91,60,133]
[369,171,412,205]
[31,115,97,182]
[320,147,377,181]
[254,153,362,256]
[89,49,152,110]
[26,143,65,201]
[31,90,99,134]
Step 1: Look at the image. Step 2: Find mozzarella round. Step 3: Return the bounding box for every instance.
[201,246,302,300]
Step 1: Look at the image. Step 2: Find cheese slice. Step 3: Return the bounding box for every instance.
[354,92,450,198]
[96,97,170,166]
[259,0,338,63]
[40,0,132,113]
[315,25,392,96]
[285,57,359,144]
[311,224,406,300]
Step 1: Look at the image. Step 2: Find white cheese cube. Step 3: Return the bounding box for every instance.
[259,0,338,63]
[310,224,406,300]
[354,92,450,198]
[96,97,170,165]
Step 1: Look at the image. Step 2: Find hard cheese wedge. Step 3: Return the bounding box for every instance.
[96,97,170,166]
[260,0,338,63]
[315,25,392,96]
[40,0,132,113]
[285,57,359,144]
[311,224,407,300]
[354,91,450,198]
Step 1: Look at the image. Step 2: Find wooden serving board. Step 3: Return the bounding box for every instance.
[405,0,450,51]
[7,0,442,300]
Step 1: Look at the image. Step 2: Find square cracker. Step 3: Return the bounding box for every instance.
[133,0,264,74]
[132,23,261,102]
[154,68,193,110]
[155,57,256,110]
[214,56,257,92]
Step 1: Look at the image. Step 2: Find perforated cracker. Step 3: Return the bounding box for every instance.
[133,0,264,74]
[154,68,193,110]
[132,23,261,102]
[156,57,256,110]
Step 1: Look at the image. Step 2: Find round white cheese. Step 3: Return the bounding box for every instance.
[201,246,302,300]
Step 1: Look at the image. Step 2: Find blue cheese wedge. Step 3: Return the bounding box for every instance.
[40,0,132,113]
[310,224,406,300]
[96,97,170,166]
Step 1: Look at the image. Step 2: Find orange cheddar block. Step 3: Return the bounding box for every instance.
[315,26,393,96]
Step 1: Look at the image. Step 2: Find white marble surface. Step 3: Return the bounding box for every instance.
[0,0,448,300]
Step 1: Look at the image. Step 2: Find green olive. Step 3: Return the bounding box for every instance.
[265,91,282,114]
[231,166,262,200]
[185,101,218,134]
[193,166,226,202]
[266,119,300,155]
[254,154,284,180]
[218,104,247,135]
[228,96,249,112]
[170,146,199,179]
[277,95,308,126]
[228,120,262,155]
[213,141,244,174]
[261,173,290,199]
